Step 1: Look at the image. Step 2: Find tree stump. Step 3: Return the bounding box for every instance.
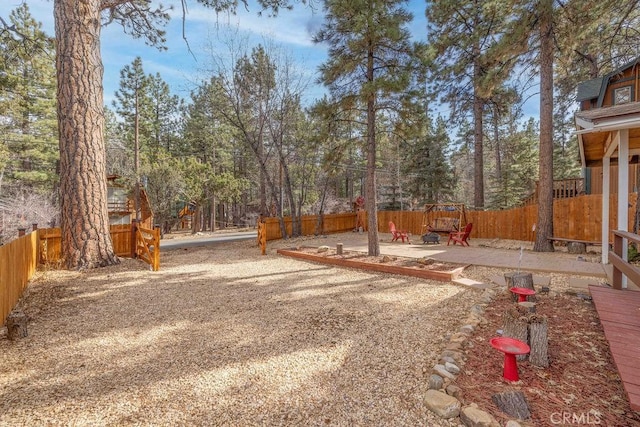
[517,302,536,313]
[6,310,28,340]
[502,307,529,361]
[505,272,535,301]
[511,272,534,290]
[528,315,549,367]
[491,391,531,420]
[567,241,586,254]
[504,272,517,289]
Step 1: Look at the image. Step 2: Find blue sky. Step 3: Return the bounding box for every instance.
[16,1,538,121]
[19,1,428,107]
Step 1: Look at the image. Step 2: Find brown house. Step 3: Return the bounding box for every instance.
[576,58,640,194]
[576,58,640,264]
[574,57,640,411]
[107,175,154,229]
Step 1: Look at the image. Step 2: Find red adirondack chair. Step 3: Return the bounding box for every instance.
[448,222,473,246]
[389,221,410,243]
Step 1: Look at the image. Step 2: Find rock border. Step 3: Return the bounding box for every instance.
[424,286,525,427]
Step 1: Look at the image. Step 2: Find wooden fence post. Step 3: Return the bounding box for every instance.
[153,225,161,271]
[131,219,138,258]
[32,223,38,232]
[257,219,266,255]
[18,228,25,237]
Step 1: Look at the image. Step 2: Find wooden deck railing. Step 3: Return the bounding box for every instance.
[610,230,640,290]
[521,178,585,206]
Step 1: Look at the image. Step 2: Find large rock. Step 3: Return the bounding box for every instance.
[460,404,500,427]
[424,390,461,419]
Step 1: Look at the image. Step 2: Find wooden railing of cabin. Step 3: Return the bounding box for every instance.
[610,230,640,290]
[108,199,133,213]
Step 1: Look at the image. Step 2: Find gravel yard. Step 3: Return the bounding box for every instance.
[0,236,494,426]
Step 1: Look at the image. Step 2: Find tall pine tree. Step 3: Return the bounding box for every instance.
[0,4,58,195]
[315,0,416,256]
[427,0,516,209]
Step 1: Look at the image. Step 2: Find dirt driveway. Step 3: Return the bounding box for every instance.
[0,237,494,426]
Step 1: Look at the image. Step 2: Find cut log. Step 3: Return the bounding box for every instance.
[505,272,535,302]
[502,308,529,361]
[504,272,517,289]
[6,310,28,340]
[528,316,549,368]
[511,272,534,290]
[567,241,586,254]
[491,391,531,420]
[518,302,536,313]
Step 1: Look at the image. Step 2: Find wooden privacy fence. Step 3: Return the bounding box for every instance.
[38,224,134,265]
[0,232,38,330]
[265,193,638,243]
[1,223,160,327]
[263,213,360,240]
[39,223,160,270]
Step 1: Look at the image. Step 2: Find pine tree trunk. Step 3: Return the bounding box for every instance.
[54,0,118,269]
[505,272,534,302]
[365,39,380,256]
[472,52,484,209]
[533,0,555,252]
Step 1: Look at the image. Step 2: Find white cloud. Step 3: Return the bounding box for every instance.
[181,3,324,49]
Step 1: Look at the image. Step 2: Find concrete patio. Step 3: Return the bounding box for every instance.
[306,232,610,279]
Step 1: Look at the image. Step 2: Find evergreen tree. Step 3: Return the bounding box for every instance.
[0,4,58,195]
[403,114,454,204]
[487,118,539,209]
[141,149,184,232]
[315,0,416,256]
[113,57,149,222]
[450,119,475,204]
[145,72,184,159]
[427,0,516,209]
[183,77,249,230]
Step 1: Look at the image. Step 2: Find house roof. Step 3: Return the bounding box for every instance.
[576,57,640,106]
[576,77,604,102]
[576,102,640,166]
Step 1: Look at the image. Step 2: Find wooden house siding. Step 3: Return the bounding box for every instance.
[579,59,640,111]
[587,165,639,195]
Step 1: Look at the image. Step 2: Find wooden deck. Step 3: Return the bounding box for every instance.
[589,285,640,411]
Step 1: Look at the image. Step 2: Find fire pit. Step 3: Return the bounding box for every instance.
[421,232,440,244]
